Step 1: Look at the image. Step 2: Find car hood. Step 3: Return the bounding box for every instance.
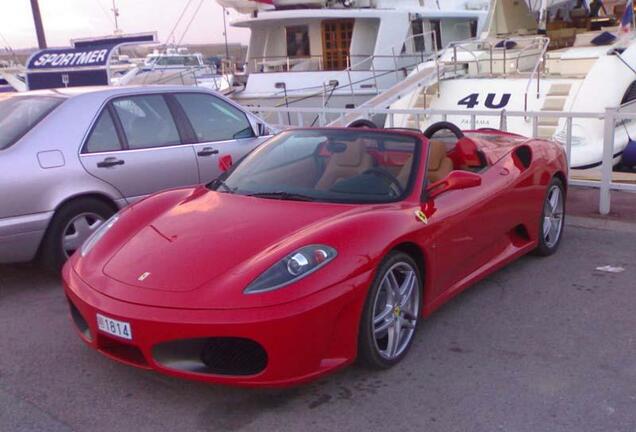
[87,187,367,308]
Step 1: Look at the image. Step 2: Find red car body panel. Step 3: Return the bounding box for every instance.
[63,128,568,387]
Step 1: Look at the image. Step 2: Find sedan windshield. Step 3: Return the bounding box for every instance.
[212,130,420,204]
[0,95,65,150]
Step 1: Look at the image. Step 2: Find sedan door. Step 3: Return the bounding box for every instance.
[80,94,199,203]
[172,92,269,184]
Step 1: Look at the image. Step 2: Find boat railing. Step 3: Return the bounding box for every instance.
[413,35,550,112]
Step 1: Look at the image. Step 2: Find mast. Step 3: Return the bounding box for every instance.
[29,0,47,49]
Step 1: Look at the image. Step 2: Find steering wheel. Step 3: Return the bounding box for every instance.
[422,121,464,140]
[362,168,404,196]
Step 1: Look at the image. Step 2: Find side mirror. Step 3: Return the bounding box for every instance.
[257,123,270,136]
[426,171,482,200]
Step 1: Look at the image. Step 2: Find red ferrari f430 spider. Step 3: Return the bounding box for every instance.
[63,122,568,387]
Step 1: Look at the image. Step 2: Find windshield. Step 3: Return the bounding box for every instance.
[154,55,201,66]
[0,95,65,150]
[212,129,421,204]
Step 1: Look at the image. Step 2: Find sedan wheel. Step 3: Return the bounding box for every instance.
[359,252,422,368]
[41,198,115,272]
[62,213,105,258]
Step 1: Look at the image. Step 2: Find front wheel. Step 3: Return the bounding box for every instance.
[358,252,422,369]
[535,177,565,256]
[40,198,115,272]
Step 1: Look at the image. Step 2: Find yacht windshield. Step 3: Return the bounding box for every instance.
[212,130,420,204]
[0,95,65,150]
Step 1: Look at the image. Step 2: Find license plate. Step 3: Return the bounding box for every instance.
[96,313,132,340]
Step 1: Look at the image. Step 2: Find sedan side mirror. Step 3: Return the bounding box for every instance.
[257,123,270,136]
[426,171,482,200]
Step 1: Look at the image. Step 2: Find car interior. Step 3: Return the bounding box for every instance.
[229,123,491,201]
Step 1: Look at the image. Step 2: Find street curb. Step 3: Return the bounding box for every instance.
[566,215,636,234]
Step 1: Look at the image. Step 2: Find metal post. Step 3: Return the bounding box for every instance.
[371,59,379,95]
[600,107,616,215]
[30,0,47,49]
[346,68,355,107]
[392,47,399,81]
[111,0,121,33]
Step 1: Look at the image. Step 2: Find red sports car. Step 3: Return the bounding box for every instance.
[63,122,568,387]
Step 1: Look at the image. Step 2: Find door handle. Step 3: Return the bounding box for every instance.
[197,147,219,157]
[97,157,125,168]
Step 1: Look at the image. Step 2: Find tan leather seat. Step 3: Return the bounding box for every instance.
[316,142,374,190]
[427,140,453,183]
[396,140,453,186]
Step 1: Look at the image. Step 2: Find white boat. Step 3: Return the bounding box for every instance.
[116,47,235,94]
[387,0,636,169]
[220,0,492,123]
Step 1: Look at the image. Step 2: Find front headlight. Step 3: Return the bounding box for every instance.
[80,213,119,257]
[244,245,337,294]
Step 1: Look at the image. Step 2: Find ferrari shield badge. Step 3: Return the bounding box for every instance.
[415,210,428,224]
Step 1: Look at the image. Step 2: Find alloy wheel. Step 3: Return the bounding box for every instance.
[371,261,420,360]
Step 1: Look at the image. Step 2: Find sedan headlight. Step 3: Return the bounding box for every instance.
[80,214,119,257]
[244,245,337,294]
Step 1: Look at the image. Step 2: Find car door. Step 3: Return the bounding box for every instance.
[80,94,199,203]
[171,92,269,184]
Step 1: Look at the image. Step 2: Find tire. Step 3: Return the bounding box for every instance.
[358,251,422,369]
[40,198,115,272]
[534,177,565,257]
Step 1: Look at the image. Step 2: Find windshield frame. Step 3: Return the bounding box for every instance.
[208,128,424,205]
[0,95,66,151]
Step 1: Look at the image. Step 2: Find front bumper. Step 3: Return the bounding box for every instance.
[62,263,371,387]
[0,211,53,263]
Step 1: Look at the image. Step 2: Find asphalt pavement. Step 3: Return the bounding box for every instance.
[1,222,635,432]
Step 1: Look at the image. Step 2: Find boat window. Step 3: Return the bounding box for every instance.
[84,109,122,153]
[154,55,200,66]
[0,95,64,150]
[174,93,254,142]
[112,95,182,149]
[621,80,636,105]
[286,26,310,57]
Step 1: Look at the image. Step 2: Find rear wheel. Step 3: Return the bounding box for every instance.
[41,198,115,272]
[358,252,422,369]
[535,177,565,256]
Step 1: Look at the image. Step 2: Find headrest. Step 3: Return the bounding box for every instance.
[332,142,366,167]
[591,31,617,46]
[495,40,517,49]
[428,141,447,171]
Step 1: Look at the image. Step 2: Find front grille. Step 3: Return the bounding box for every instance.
[98,336,148,367]
[152,337,268,376]
[200,338,267,376]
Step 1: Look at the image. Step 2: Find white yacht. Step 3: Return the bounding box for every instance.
[388,0,636,169]
[218,0,492,122]
[116,47,235,94]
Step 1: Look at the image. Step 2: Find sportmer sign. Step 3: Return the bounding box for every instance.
[29,48,111,70]
[25,32,157,90]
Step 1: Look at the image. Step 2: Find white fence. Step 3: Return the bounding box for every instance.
[247,106,636,215]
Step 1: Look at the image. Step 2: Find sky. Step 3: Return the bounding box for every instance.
[0,0,251,50]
